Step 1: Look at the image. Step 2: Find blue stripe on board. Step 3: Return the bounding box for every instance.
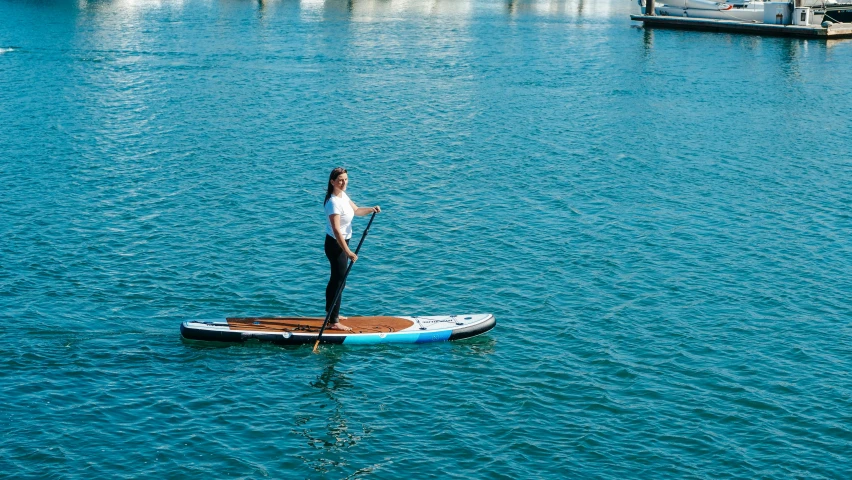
[341,330,453,344]
[414,330,452,343]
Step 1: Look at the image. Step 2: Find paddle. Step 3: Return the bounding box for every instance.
[313,211,377,352]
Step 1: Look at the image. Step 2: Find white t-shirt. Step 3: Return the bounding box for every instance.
[324,191,354,239]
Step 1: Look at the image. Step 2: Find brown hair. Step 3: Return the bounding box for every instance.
[324,167,347,205]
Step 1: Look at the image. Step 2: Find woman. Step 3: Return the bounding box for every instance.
[323,167,380,331]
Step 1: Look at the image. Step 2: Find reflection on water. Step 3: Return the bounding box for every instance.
[455,336,497,356]
[825,37,852,49]
[642,25,654,54]
[69,0,622,19]
[77,0,188,13]
[294,352,374,475]
[322,0,354,17]
[507,0,606,16]
[14,0,640,28]
[777,38,804,82]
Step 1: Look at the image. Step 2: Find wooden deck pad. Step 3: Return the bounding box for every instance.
[226,316,415,334]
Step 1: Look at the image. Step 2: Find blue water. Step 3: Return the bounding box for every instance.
[2,0,851,477]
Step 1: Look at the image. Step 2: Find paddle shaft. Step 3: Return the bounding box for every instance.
[313,211,377,352]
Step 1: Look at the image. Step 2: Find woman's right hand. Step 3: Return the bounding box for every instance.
[347,251,358,263]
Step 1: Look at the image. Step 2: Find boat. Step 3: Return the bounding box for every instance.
[180,313,496,345]
[825,2,852,22]
[640,0,767,22]
[638,0,852,24]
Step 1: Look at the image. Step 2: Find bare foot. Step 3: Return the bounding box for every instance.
[328,323,353,332]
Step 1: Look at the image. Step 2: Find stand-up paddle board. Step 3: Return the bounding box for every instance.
[180,313,495,345]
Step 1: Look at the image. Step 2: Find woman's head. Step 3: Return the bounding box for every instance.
[324,167,348,204]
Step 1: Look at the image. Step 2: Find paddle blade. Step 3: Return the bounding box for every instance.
[312,339,320,353]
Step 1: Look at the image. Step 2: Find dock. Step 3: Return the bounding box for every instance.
[630,14,852,38]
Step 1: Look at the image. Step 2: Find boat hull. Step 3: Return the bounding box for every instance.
[640,0,766,22]
[656,5,765,21]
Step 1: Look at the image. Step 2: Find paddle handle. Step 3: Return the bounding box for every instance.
[313,211,377,352]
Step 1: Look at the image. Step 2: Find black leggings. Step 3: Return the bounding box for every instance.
[324,235,350,321]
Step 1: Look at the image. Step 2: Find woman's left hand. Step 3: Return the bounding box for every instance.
[372,205,381,213]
